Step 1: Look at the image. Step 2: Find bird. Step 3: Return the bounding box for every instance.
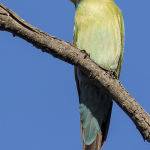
[70,0,124,149]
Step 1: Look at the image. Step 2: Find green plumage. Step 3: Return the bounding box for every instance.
[72,0,124,149]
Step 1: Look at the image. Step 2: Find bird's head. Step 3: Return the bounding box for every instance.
[70,0,114,4]
[70,0,79,5]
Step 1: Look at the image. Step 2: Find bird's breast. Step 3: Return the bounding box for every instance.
[74,1,122,71]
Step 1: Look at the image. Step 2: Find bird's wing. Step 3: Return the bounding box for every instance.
[115,8,125,78]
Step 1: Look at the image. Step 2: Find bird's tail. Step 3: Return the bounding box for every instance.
[82,130,102,150]
[75,68,112,150]
[80,102,112,150]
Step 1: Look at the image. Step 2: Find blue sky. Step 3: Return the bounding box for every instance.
[0,0,150,150]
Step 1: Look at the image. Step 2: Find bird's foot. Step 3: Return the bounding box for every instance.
[81,49,90,59]
[107,70,116,79]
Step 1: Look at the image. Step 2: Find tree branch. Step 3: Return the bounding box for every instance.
[0,3,150,142]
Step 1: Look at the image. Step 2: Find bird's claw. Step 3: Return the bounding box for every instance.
[81,49,90,59]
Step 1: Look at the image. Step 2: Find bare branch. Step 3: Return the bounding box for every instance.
[0,3,150,142]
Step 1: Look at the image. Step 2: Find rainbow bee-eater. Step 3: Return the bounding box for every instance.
[70,0,124,149]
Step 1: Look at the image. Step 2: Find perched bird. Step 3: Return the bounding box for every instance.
[70,0,124,149]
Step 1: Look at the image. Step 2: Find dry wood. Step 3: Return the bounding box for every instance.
[0,3,150,142]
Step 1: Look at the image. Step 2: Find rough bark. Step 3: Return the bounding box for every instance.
[0,3,150,142]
